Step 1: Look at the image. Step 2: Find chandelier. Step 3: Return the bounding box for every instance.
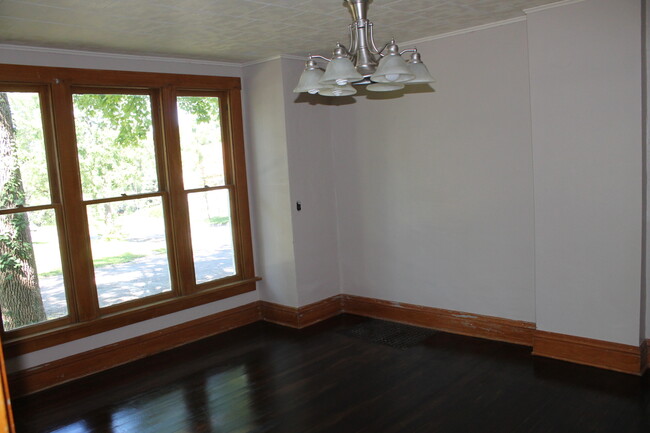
[294,0,435,97]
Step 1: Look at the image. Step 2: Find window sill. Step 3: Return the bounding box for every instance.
[3,277,260,358]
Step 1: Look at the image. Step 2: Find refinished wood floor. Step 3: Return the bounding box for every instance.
[12,315,650,433]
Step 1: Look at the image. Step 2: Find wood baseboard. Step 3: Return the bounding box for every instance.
[260,295,343,328]
[532,330,643,375]
[8,302,261,397]
[341,294,535,346]
[8,295,649,397]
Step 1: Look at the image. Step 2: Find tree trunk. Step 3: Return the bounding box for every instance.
[0,92,47,330]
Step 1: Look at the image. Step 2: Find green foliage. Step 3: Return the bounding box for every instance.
[38,268,62,278]
[93,252,145,268]
[208,215,230,226]
[0,168,25,209]
[178,96,220,124]
[177,96,224,188]
[41,251,147,277]
[73,94,158,203]
[1,93,34,283]
[8,93,50,208]
[5,93,52,226]
[0,215,32,281]
[73,94,152,147]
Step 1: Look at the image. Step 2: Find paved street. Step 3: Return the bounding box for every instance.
[37,228,235,318]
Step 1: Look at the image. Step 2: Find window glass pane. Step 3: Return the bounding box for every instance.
[187,190,235,284]
[177,96,225,189]
[73,94,158,200]
[0,209,68,331]
[86,197,171,308]
[1,92,51,210]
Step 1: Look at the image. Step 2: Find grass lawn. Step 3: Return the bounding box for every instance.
[40,251,153,277]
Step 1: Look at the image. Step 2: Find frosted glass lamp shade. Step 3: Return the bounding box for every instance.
[370,54,414,83]
[366,83,405,92]
[320,57,363,86]
[407,62,436,84]
[294,68,328,94]
[319,83,357,97]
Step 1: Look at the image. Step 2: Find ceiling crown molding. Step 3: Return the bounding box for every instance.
[0,44,242,68]
[401,16,527,47]
[242,54,308,68]
[523,0,588,14]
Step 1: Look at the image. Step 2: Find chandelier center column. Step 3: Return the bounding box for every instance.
[346,0,377,77]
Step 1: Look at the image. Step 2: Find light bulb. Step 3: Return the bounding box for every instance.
[385,74,399,82]
[308,89,319,94]
[335,78,348,86]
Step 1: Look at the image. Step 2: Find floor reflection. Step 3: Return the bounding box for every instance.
[48,420,91,433]
[110,388,191,433]
[182,366,257,433]
[19,317,644,433]
[21,359,261,433]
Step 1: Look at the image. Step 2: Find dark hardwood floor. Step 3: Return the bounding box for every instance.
[12,314,650,433]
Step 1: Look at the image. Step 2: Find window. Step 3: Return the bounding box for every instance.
[0,65,256,355]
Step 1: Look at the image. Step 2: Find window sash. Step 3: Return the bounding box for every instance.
[0,64,256,354]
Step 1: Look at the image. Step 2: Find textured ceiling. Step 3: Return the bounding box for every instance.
[0,0,561,63]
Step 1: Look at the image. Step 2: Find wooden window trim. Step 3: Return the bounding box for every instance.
[0,64,258,356]
[2,278,259,357]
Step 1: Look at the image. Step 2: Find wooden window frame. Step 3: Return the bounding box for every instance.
[0,64,258,357]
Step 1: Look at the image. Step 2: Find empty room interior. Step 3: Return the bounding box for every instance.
[0,0,649,431]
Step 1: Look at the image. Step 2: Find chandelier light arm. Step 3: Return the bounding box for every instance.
[367,22,383,55]
[399,48,417,56]
[375,43,390,57]
[310,55,332,63]
[349,24,358,54]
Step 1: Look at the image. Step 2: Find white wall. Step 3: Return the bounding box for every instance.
[527,0,643,345]
[242,59,299,306]
[281,58,341,306]
[7,291,258,372]
[330,21,536,322]
[241,58,341,307]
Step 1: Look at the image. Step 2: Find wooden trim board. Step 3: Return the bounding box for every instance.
[8,303,261,397]
[339,295,647,375]
[532,330,643,375]
[341,294,535,346]
[8,295,649,397]
[260,296,343,328]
